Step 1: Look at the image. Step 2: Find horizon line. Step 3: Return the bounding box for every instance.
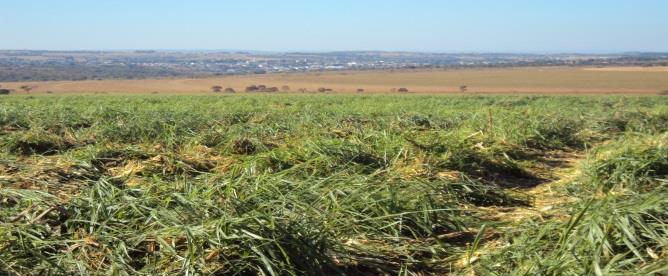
[2,49,668,55]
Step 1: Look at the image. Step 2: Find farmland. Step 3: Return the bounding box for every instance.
[4,66,668,95]
[1,94,667,275]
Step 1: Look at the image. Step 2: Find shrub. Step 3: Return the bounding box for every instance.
[211,85,223,92]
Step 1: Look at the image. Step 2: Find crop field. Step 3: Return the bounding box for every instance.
[4,66,668,95]
[1,94,667,275]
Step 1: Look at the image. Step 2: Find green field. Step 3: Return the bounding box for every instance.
[1,95,667,275]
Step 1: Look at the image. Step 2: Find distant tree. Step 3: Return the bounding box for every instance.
[298,88,308,93]
[0,89,10,95]
[398,88,409,93]
[318,87,327,93]
[356,88,365,93]
[281,85,290,92]
[245,85,259,92]
[224,88,236,93]
[661,90,668,96]
[459,85,468,93]
[211,85,223,92]
[265,87,279,93]
[20,85,35,94]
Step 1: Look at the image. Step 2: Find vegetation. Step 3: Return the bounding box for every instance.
[0,95,667,275]
[211,85,223,93]
[473,133,668,275]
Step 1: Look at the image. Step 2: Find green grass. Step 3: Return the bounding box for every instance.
[1,95,667,275]
[473,133,668,275]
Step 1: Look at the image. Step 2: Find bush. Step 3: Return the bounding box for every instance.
[211,85,223,92]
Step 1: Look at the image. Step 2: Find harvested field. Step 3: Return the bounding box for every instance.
[3,67,668,95]
[1,95,667,274]
[583,66,668,72]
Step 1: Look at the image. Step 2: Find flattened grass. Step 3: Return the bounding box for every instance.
[473,133,668,275]
[1,95,668,274]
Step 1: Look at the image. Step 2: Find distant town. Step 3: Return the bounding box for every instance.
[1,50,667,82]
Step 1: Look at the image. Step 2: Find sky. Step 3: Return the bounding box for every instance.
[1,0,667,53]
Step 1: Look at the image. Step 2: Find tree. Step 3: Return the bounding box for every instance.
[245,85,259,92]
[398,88,409,93]
[0,84,12,95]
[20,85,35,94]
[224,88,236,93]
[211,85,223,93]
[357,88,365,93]
[459,85,468,93]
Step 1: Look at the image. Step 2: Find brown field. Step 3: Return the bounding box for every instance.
[3,66,668,95]
[582,66,668,72]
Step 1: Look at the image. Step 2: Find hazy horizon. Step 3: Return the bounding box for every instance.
[2,49,668,55]
[2,0,667,53]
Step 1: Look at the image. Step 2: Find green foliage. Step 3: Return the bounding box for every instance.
[474,192,668,275]
[4,129,75,155]
[585,134,668,193]
[473,133,668,275]
[1,95,668,274]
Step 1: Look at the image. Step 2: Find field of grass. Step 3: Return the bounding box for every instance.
[1,94,667,275]
[4,66,668,95]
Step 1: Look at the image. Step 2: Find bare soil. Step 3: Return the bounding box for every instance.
[3,67,668,95]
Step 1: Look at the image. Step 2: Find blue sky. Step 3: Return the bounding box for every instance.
[1,0,666,52]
